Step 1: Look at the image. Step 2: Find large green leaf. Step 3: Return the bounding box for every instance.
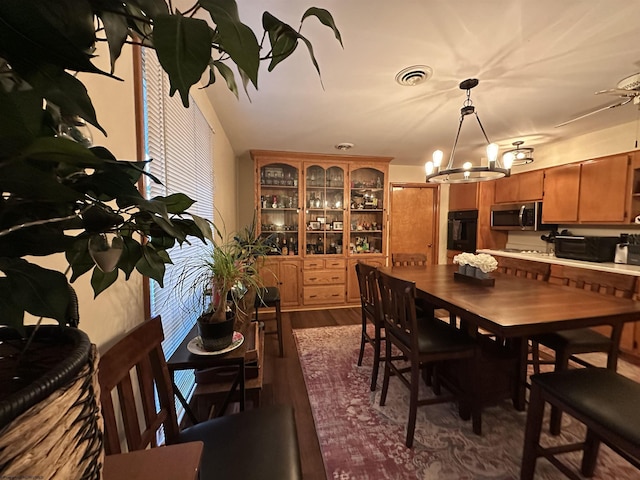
[0,89,44,155]
[0,258,70,322]
[153,14,213,107]
[97,10,129,74]
[91,266,118,297]
[206,60,239,99]
[0,158,84,201]
[21,136,106,168]
[0,280,24,331]
[66,237,95,282]
[118,236,144,280]
[301,8,343,47]
[199,0,260,88]
[0,0,108,76]
[155,193,196,214]
[136,245,166,286]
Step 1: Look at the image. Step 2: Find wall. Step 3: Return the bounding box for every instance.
[26,45,238,352]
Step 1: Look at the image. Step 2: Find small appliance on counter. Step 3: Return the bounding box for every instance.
[554,235,619,262]
[614,234,629,264]
[626,234,640,265]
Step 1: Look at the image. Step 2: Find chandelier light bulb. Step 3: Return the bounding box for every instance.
[487,143,499,163]
[433,150,443,167]
[463,170,470,179]
[503,152,515,169]
[425,161,434,175]
[463,161,472,170]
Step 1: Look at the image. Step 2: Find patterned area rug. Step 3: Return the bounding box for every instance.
[294,324,640,480]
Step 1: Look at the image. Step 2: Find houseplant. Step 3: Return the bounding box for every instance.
[180,214,274,351]
[0,0,340,476]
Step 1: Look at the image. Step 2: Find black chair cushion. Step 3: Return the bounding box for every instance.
[255,286,280,307]
[391,317,476,354]
[532,368,640,447]
[178,404,301,480]
[533,328,611,350]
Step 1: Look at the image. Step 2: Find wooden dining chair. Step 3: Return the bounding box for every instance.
[392,253,428,268]
[495,256,551,281]
[376,270,481,447]
[355,262,385,391]
[530,265,636,435]
[98,315,302,480]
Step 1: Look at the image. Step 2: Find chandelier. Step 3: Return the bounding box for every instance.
[502,140,534,166]
[425,78,512,183]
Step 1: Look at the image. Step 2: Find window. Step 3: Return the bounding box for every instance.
[141,48,214,404]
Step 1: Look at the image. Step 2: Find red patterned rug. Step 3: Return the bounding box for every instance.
[294,324,640,480]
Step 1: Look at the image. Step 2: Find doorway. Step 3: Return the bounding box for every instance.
[389,184,440,265]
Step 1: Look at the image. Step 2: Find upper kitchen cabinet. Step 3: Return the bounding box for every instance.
[578,153,630,223]
[542,153,632,224]
[448,183,478,211]
[542,163,581,223]
[494,170,544,204]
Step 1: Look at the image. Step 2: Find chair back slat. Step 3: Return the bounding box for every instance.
[496,256,550,281]
[392,253,427,268]
[376,270,418,348]
[556,266,635,299]
[98,315,180,454]
[356,262,382,322]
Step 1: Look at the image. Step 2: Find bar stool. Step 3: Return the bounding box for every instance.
[255,286,283,357]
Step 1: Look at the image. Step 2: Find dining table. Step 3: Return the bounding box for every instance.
[378,264,640,410]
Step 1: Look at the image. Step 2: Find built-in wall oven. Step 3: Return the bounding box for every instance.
[447,210,478,252]
[490,201,551,231]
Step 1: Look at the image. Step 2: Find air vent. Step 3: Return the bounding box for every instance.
[335,142,354,151]
[395,65,433,86]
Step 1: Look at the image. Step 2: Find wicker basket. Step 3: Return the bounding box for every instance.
[0,327,104,479]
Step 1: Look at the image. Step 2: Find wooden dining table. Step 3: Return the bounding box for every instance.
[378,264,640,409]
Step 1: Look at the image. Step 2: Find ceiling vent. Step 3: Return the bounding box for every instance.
[335,142,354,151]
[395,65,433,86]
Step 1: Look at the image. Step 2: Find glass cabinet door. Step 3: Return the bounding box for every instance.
[349,167,385,254]
[258,163,300,256]
[304,164,345,255]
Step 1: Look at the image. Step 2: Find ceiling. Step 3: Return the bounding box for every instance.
[201,0,640,167]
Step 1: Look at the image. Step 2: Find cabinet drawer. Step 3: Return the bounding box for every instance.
[304,259,325,270]
[324,259,345,269]
[303,285,345,305]
[303,269,346,285]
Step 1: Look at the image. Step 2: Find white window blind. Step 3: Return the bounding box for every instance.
[141,48,214,403]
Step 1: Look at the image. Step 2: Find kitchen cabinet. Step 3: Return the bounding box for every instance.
[252,150,391,310]
[494,170,544,204]
[541,163,581,223]
[449,183,478,211]
[578,154,630,223]
[542,154,631,224]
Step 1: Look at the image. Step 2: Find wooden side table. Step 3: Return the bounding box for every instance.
[103,441,203,480]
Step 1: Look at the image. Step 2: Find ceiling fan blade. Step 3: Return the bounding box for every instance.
[595,88,640,96]
[555,98,633,128]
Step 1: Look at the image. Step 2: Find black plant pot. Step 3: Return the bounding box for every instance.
[197,315,235,351]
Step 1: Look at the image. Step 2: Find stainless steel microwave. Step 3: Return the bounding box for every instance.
[490,201,550,231]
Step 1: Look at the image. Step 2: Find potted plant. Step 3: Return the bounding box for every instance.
[180,214,274,351]
[0,1,340,477]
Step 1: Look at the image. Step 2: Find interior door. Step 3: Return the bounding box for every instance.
[389,184,439,264]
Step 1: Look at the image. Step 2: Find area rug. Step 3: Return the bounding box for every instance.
[294,324,640,480]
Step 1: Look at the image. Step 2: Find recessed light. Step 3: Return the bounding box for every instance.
[335,142,354,151]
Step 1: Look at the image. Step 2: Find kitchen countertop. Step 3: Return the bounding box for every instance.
[478,249,640,277]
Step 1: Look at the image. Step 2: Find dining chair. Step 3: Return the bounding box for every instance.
[530,266,636,435]
[376,270,481,447]
[520,368,640,480]
[355,262,386,390]
[392,253,428,268]
[98,315,302,480]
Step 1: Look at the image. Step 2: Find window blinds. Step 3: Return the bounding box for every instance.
[141,48,214,403]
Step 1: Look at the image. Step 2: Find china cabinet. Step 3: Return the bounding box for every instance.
[252,150,391,309]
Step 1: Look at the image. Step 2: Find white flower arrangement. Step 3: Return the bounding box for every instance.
[453,253,498,274]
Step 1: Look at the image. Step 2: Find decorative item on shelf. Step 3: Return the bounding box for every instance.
[502,140,534,166]
[453,253,498,286]
[425,78,512,184]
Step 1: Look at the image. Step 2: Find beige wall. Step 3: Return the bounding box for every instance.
[27,45,238,352]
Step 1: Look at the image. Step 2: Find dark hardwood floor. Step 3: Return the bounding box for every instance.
[260,307,361,480]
